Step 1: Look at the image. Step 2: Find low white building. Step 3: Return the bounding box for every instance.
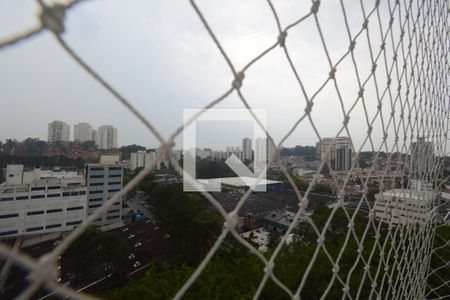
[374,187,434,225]
[0,165,87,238]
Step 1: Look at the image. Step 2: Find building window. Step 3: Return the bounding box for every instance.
[0,197,14,202]
[27,210,44,216]
[62,192,70,197]
[47,193,61,198]
[47,186,61,190]
[89,190,103,194]
[0,213,19,219]
[26,226,44,232]
[109,174,121,178]
[16,196,29,200]
[79,191,86,195]
[67,182,81,187]
[109,181,121,185]
[67,206,83,211]
[89,197,103,202]
[31,186,45,191]
[0,230,18,236]
[89,204,102,208]
[30,194,45,199]
[90,183,103,186]
[70,191,79,196]
[106,215,120,220]
[47,208,63,213]
[66,220,82,226]
[91,167,104,171]
[107,209,120,214]
[108,189,121,193]
[46,224,61,229]
[109,167,121,171]
[90,175,104,178]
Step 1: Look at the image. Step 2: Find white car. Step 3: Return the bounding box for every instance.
[134,242,142,247]
[133,261,141,268]
[122,227,129,232]
[128,234,135,239]
[128,253,135,259]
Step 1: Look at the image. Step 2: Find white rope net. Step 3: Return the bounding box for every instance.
[0,0,449,299]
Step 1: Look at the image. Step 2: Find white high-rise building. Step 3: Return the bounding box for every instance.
[410,137,434,178]
[85,158,123,226]
[0,165,87,238]
[316,137,353,171]
[255,138,267,163]
[73,122,93,142]
[95,125,118,149]
[242,137,252,161]
[48,120,70,143]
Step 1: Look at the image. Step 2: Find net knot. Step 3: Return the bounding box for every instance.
[317,235,325,245]
[329,68,337,79]
[347,221,354,229]
[342,285,350,293]
[380,42,385,50]
[264,261,274,275]
[332,265,340,273]
[304,101,314,114]
[159,142,174,161]
[277,31,287,47]
[343,115,350,126]
[30,254,58,283]
[358,88,364,98]
[225,211,238,229]
[371,63,377,73]
[310,1,320,14]
[362,19,369,30]
[40,4,66,34]
[349,40,356,51]
[232,71,245,89]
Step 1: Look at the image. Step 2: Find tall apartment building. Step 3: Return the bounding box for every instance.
[85,159,123,226]
[254,137,275,163]
[334,137,353,171]
[95,125,118,149]
[316,137,335,161]
[316,137,353,171]
[0,165,87,238]
[242,137,252,161]
[73,122,93,142]
[410,137,434,178]
[48,120,70,143]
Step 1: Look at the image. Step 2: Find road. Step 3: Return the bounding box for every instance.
[127,198,155,221]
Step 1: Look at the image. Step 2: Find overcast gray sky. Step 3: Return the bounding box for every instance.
[0,0,445,154]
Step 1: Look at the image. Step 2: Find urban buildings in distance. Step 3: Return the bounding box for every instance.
[96,125,118,150]
[73,122,93,142]
[48,120,70,143]
[48,121,118,149]
[316,136,353,171]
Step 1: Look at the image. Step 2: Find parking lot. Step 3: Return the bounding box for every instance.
[1,219,177,299]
